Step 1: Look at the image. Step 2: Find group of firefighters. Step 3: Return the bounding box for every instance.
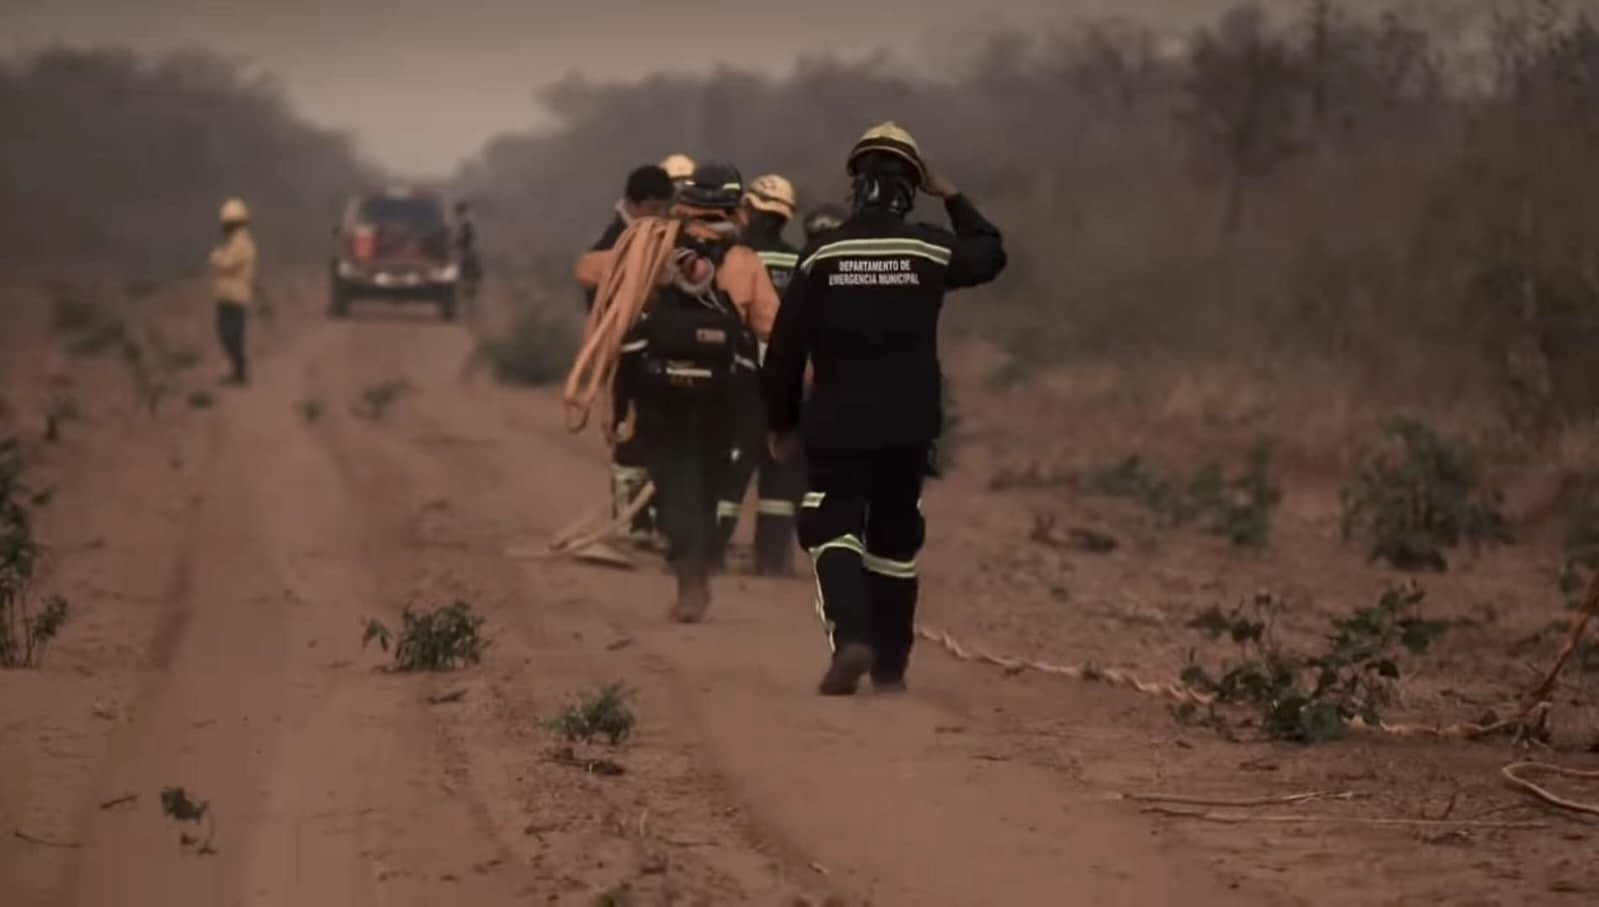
[205,122,1005,697]
[573,124,1006,696]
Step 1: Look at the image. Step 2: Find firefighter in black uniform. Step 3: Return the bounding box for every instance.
[575,164,677,545]
[597,161,777,621]
[611,161,774,622]
[616,234,754,623]
[713,173,805,576]
[761,123,1007,695]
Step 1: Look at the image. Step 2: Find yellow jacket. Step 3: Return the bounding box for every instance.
[209,229,257,305]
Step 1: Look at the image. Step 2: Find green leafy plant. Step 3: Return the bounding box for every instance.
[1085,441,1282,547]
[1,438,70,668]
[1178,584,1448,743]
[160,786,216,854]
[1340,419,1509,571]
[362,600,488,671]
[1184,441,1282,547]
[546,683,637,746]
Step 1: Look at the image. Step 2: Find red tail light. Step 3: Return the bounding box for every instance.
[350,226,376,261]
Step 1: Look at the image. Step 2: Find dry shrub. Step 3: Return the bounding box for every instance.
[0,47,374,274]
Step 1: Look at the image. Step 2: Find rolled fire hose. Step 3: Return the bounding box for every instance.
[562,216,681,434]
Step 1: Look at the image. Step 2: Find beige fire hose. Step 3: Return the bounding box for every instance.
[563,217,681,434]
[548,216,680,563]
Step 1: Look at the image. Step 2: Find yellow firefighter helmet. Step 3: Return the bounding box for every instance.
[846,122,926,185]
[743,173,797,219]
[219,197,250,223]
[659,153,696,181]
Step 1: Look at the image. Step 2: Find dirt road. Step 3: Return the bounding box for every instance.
[2,291,1593,905]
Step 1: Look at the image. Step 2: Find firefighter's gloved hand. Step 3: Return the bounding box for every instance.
[920,160,958,200]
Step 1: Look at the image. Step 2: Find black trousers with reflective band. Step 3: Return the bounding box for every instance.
[795,444,928,679]
[716,375,804,570]
[640,397,730,569]
[215,301,247,380]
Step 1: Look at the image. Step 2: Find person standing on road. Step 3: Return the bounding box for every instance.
[761,123,1007,696]
[712,173,804,576]
[575,164,677,545]
[209,197,257,386]
[453,200,482,307]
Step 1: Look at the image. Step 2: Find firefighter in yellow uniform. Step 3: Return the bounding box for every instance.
[208,197,257,386]
[658,162,782,616]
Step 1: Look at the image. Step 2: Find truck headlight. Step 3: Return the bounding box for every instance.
[432,264,459,282]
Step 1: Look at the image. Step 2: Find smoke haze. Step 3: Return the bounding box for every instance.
[5,0,1397,175]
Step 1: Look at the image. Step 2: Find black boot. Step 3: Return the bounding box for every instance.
[817,642,874,696]
[753,513,797,576]
[669,558,711,624]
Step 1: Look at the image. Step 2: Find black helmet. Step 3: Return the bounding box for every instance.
[802,203,849,241]
[677,161,744,211]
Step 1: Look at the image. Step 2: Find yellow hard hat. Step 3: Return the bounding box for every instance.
[743,174,797,219]
[219,197,250,223]
[847,122,926,185]
[660,153,696,181]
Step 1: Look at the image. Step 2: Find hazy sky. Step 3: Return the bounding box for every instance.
[4,0,1415,175]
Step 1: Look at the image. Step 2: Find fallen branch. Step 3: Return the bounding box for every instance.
[1141,806,1545,829]
[1120,790,1361,808]
[13,829,82,848]
[99,793,139,810]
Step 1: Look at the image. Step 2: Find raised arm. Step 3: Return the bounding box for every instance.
[941,195,1006,289]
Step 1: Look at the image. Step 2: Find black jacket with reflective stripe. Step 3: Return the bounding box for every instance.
[760,195,1006,452]
[742,229,799,296]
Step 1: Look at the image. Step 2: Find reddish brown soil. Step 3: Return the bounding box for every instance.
[1,283,1596,905]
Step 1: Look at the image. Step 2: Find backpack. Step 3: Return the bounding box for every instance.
[622,284,754,407]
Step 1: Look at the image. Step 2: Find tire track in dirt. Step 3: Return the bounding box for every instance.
[303,312,1264,905]
[300,315,831,904]
[58,318,527,906]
